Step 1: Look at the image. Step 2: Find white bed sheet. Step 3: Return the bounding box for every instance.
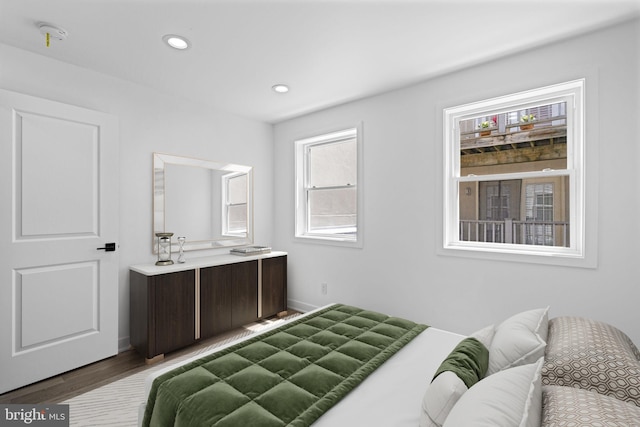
[139,305,463,426]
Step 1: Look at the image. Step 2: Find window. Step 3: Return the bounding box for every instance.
[222,172,248,236]
[295,126,363,246]
[525,183,555,246]
[443,80,590,265]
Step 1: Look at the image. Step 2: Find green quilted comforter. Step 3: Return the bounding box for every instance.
[143,304,428,427]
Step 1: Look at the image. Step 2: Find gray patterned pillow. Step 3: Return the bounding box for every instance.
[542,385,640,426]
[542,316,640,407]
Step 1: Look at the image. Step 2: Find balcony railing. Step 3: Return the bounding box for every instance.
[459,219,569,247]
[460,119,567,155]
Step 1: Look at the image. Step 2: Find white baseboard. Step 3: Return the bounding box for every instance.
[287,299,320,313]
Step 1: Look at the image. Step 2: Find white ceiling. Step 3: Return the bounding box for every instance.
[1,0,639,123]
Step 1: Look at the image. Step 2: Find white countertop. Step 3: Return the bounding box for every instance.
[130,250,287,276]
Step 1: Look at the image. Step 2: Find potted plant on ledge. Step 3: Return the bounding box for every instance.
[477,119,496,137]
[520,114,536,130]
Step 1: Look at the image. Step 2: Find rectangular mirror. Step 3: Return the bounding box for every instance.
[153,153,253,253]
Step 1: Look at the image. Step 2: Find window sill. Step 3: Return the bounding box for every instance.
[294,234,363,249]
[438,242,596,268]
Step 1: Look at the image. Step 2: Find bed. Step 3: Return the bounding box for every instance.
[139,304,640,426]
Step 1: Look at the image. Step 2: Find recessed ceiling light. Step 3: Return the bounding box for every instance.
[272,84,289,93]
[162,34,190,50]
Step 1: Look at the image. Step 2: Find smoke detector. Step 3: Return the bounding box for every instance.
[38,22,68,46]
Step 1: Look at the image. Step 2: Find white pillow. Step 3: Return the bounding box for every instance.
[487,307,549,375]
[443,358,543,427]
[420,371,467,427]
[470,324,495,349]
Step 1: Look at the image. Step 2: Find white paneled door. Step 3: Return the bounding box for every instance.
[0,90,119,394]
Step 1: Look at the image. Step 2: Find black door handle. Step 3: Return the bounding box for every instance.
[97,242,116,252]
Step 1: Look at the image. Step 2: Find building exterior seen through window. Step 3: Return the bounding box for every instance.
[459,102,569,247]
[308,139,357,234]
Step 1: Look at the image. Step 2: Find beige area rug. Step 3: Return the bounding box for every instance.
[63,313,301,426]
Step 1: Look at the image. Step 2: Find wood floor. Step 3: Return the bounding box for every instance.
[0,347,149,404]
[0,316,295,404]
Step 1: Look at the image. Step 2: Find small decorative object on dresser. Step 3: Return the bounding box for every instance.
[177,236,186,263]
[155,232,174,266]
[230,245,271,256]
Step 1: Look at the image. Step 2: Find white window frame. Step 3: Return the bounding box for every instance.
[441,79,594,267]
[294,124,364,248]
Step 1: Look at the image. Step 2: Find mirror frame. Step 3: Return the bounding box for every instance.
[153,152,253,253]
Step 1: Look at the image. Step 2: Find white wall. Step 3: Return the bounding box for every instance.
[2,18,638,354]
[0,43,274,350]
[273,20,640,344]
